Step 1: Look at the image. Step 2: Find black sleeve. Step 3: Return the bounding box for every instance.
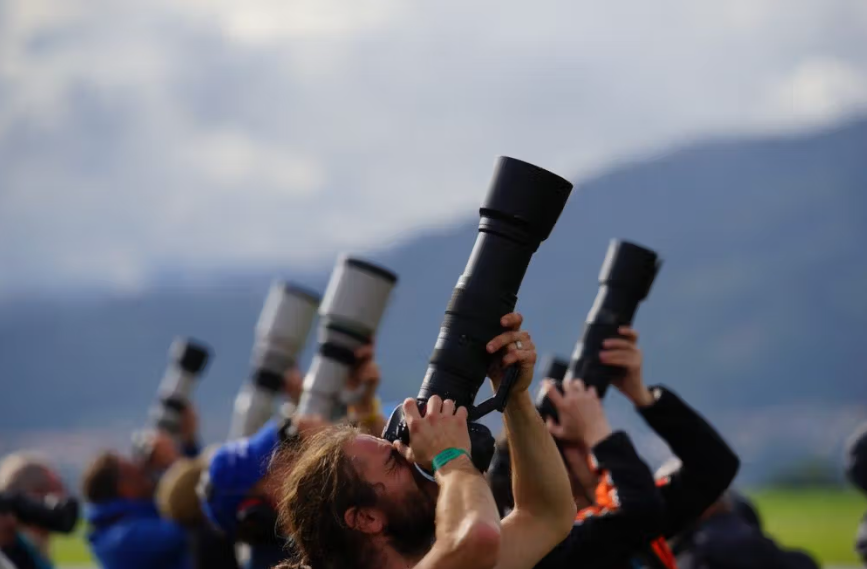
[639,386,740,538]
[535,431,665,569]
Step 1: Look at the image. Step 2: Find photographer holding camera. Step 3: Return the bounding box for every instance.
[0,453,76,569]
[82,403,201,569]
[201,344,384,569]
[494,325,739,569]
[82,450,192,569]
[272,312,576,569]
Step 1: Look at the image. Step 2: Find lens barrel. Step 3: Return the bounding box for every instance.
[383,157,572,471]
[534,354,568,419]
[296,255,398,420]
[229,282,321,439]
[150,338,211,435]
[566,240,660,398]
[0,492,80,534]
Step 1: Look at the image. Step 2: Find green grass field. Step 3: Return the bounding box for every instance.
[51,487,865,567]
[53,526,93,566]
[748,488,865,565]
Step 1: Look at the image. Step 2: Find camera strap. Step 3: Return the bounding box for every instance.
[413,463,437,484]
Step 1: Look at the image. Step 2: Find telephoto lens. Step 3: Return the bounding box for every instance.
[148,338,211,436]
[296,255,398,421]
[383,156,572,472]
[0,492,80,534]
[534,354,568,420]
[229,282,321,439]
[562,239,660,404]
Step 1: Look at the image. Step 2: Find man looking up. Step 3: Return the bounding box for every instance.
[272,312,576,569]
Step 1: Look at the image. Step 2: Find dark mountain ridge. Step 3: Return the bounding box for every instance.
[2,117,866,483]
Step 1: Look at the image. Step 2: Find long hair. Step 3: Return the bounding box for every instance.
[271,424,379,569]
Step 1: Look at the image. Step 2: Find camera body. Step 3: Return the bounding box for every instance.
[0,492,79,534]
[383,156,572,472]
[149,338,211,436]
[538,240,661,421]
[296,256,398,421]
[229,282,320,439]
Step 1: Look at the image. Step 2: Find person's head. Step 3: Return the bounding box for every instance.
[490,434,598,511]
[81,452,153,504]
[201,421,282,536]
[0,453,64,500]
[273,425,437,569]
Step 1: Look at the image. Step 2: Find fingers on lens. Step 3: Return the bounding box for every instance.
[427,395,444,415]
[501,312,523,329]
[403,398,423,424]
[618,326,639,340]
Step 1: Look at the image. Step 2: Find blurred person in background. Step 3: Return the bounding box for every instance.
[0,453,65,569]
[200,413,325,569]
[81,403,200,569]
[492,326,739,569]
[272,313,576,569]
[82,450,191,569]
[845,421,867,563]
[154,444,240,569]
[133,405,202,482]
[200,344,385,569]
[665,486,818,569]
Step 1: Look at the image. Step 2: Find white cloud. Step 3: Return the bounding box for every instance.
[0,0,866,296]
[767,56,867,127]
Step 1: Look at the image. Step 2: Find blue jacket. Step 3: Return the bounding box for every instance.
[85,499,190,569]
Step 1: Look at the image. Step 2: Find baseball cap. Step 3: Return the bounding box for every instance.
[200,421,280,535]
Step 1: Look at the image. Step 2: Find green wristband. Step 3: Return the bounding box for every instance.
[432,448,470,472]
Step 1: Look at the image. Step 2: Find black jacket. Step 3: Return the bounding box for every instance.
[675,512,819,569]
[535,386,740,569]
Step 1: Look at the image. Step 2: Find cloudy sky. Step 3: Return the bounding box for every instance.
[1,0,866,297]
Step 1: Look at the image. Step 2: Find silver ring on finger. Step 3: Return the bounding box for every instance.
[514,340,523,350]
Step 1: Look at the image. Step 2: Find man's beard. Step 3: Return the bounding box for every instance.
[379,470,437,559]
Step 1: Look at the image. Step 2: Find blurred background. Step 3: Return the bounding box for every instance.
[1,0,866,566]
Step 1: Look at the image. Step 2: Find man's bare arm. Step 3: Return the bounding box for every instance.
[497,391,576,569]
[483,313,576,569]
[417,455,502,569]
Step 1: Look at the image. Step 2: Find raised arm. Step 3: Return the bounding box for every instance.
[485,313,577,569]
[537,379,665,568]
[396,396,502,569]
[604,326,739,537]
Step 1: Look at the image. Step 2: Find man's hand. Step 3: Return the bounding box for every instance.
[346,343,381,414]
[394,396,470,472]
[603,326,655,408]
[544,379,612,448]
[148,431,181,471]
[486,312,536,394]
